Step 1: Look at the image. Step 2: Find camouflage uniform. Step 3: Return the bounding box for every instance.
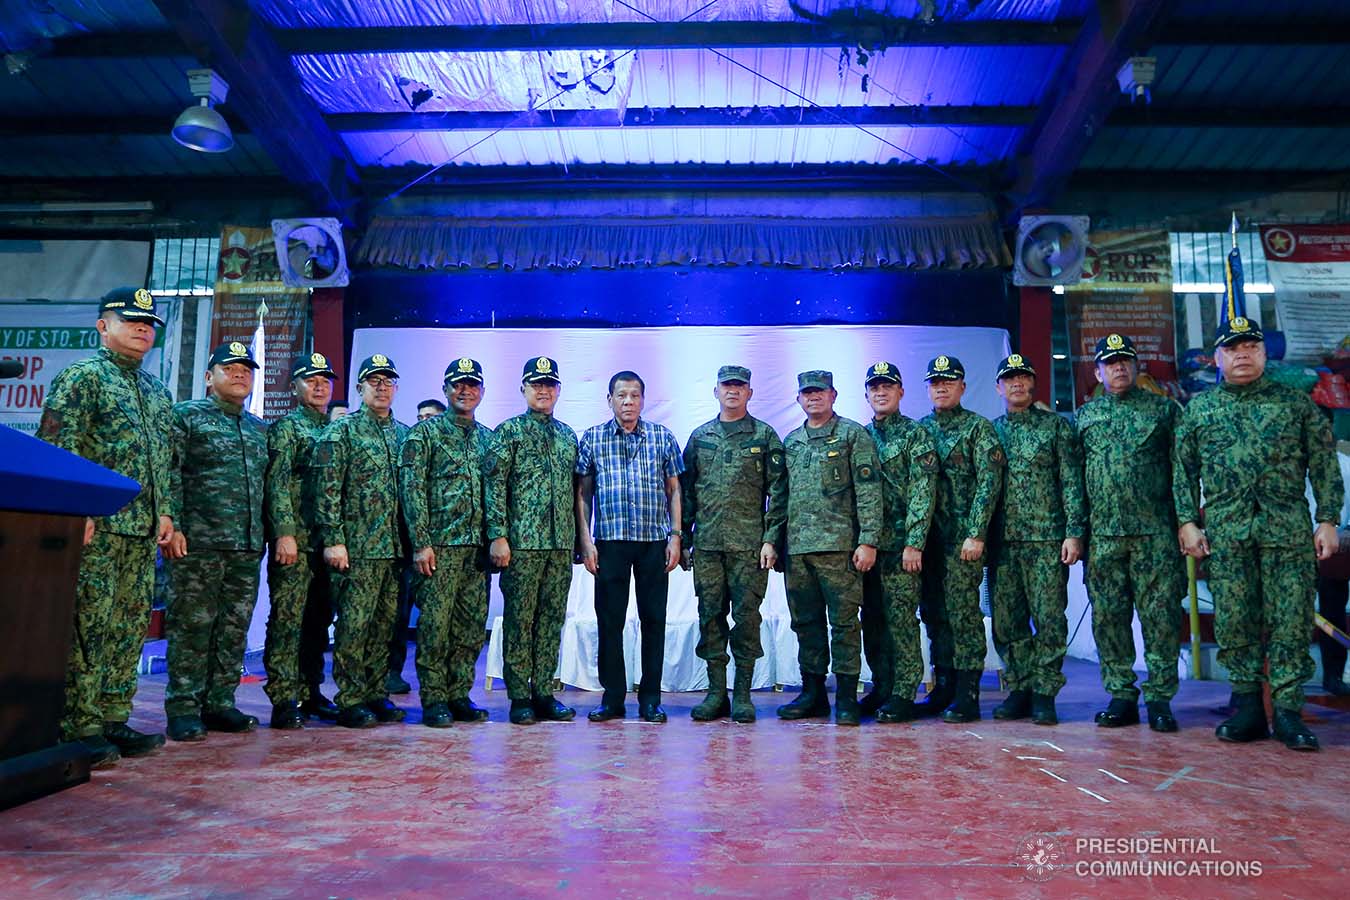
[681,414,788,669]
[1174,376,1344,710]
[862,413,938,700]
[486,410,579,700]
[399,413,494,705]
[163,395,268,717]
[263,404,333,704]
[38,346,172,740]
[314,408,410,710]
[783,414,883,676]
[1078,386,1185,702]
[990,406,1086,696]
[918,406,1005,670]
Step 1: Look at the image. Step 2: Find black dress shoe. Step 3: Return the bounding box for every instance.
[167,714,207,742]
[337,705,378,729]
[103,722,165,756]
[202,708,260,733]
[1095,697,1140,728]
[532,696,577,721]
[422,702,453,728]
[269,702,305,730]
[301,691,340,722]
[366,698,406,723]
[78,735,121,768]
[639,702,668,723]
[447,697,489,723]
[1146,700,1179,733]
[509,699,537,725]
[588,703,626,722]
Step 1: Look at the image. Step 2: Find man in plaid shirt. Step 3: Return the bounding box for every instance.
[576,371,685,723]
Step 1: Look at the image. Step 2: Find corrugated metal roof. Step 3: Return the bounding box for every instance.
[0,55,195,117]
[1148,44,1350,107]
[0,134,278,178]
[1080,126,1350,171]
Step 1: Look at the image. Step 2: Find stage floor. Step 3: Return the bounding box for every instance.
[2,656,1347,898]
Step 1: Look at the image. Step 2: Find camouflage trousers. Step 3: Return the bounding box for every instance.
[1209,539,1316,711]
[332,558,402,710]
[63,531,155,740]
[786,551,863,676]
[500,549,570,700]
[990,541,1068,696]
[920,542,989,671]
[1086,532,1184,703]
[862,550,924,700]
[263,548,334,704]
[413,546,489,705]
[165,549,263,717]
[693,549,768,668]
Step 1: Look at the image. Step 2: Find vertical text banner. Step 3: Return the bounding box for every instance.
[1261,225,1350,364]
[1067,230,1177,407]
[211,226,308,421]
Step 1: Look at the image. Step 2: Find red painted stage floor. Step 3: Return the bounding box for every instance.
[2,657,1346,898]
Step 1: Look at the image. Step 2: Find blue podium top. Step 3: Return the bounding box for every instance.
[0,424,141,517]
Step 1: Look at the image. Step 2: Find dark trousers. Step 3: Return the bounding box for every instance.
[1318,575,1348,683]
[594,540,668,706]
[388,564,414,674]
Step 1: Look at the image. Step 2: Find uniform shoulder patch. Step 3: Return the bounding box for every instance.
[917,450,939,473]
[989,446,1007,466]
[857,463,876,482]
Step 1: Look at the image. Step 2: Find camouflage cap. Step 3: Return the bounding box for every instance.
[797,370,834,391]
[995,353,1036,380]
[924,355,965,381]
[357,354,399,381]
[864,360,901,385]
[1214,316,1265,347]
[291,351,336,379]
[98,286,164,326]
[522,355,561,384]
[207,341,259,369]
[717,364,751,384]
[444,357,484,384]
[1094,333,1138,362]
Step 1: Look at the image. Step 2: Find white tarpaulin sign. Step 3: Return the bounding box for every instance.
[0,301,181,434]
[1262,225,1350,363]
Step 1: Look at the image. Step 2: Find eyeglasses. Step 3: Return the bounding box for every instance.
[364,377,398,388]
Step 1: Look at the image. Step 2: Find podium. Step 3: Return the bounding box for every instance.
[0,424,140,809]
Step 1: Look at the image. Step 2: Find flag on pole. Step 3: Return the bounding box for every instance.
[1224,211,1246,322]
[248,299,268,418]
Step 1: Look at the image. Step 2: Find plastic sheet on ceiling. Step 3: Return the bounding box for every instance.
[0,0,164,53]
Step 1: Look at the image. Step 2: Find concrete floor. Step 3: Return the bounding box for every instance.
[2,654,1346,899]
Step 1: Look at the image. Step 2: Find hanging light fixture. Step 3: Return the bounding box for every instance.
[171,68,233,153]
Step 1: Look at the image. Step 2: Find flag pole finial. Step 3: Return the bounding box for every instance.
[1230,211,1239,250]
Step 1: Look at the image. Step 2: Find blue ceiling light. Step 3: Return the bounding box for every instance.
[172,68,234,153]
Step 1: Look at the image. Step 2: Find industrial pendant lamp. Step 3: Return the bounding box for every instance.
[171,68,234,153]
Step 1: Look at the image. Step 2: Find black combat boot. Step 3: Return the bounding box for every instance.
[993,689,1032,720]
[422,702,453,728]
[166,714,207,742]
[1031,693,1058,726]
[103,721,166,755]
[941,670,982,723]
[268,702,305,730]
[835,674,861,726]
[876,694,916,724]
[730,666,756,723]
[1215,691,1268,743]
[532,695,576,721]
[1146,700,1178,733]
[77,735,120,768]
[447,697,489,723]
[915,666,955,717]
[366,698,406,723]
[859,670,893,716]
[777,673,830,720]
[509,699,536,725]
[301,688,339,721]
[1272,708,1319,752]
[1095,696,1140,728]
[691,664,731,721]
[202,707,259,733]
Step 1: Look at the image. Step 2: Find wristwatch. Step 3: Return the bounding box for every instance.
[668,530,684,540]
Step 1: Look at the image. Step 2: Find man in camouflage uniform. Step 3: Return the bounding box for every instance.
[777,370,883,726]
[399,357,494,728]
[1175,317,1344,751]
[315,354,411,728]
[860,361,938,724]
[38,286,175,766]
[988,354,1086,726]
[487,356,579,725]
[918,355,1005,723]
[1077,333,1186,732]
[162,342,268,741]
[680,365,788,723]
[263,352,340,729]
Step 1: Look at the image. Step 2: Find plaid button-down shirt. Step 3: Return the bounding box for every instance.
[577,417,685,542]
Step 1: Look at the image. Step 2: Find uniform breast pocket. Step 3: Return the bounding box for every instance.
[945,447,973,477]
[1022,434,1054,467]
[822,450,851,495]
[741,444,767,476]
